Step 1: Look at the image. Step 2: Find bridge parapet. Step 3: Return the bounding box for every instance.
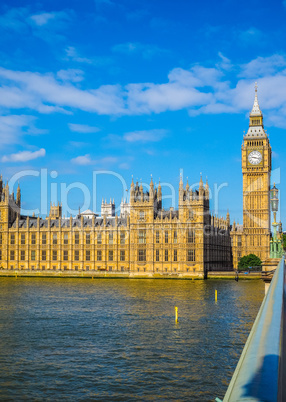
[220,257,286,401]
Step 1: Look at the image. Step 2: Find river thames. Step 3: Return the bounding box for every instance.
[0,278,264,401]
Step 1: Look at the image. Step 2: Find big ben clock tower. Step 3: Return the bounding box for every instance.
[241,84,271,262]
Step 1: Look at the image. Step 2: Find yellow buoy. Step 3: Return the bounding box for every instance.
[175,306,178,322]
[215,289,218,302]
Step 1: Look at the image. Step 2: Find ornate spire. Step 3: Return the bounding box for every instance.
[179,173,183,189]
[250,82,262,117]
[186,178,189,191]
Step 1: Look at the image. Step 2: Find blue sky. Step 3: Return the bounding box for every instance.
[1,0,286,223]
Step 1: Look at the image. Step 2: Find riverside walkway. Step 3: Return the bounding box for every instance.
[218,257,286,401]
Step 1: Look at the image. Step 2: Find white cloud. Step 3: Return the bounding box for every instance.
[0,67,125,114]
[71,154,92,165]
[57,69,85,82]
[239,27,264,44]
[2,148,46,162]
[112,42,167,59]
[68,123,100,133]
[30,12,57,26]
[240,55,286,78]
[65,46,92,64]
[0,115,34,147]
[124,129,167,143]
[0,7,29,32]
[71,154,117,166]
[1,54,286,127]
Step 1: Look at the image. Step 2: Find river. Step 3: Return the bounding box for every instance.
[0,278,264,401]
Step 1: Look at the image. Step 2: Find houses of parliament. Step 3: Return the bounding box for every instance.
[0,89,275,277]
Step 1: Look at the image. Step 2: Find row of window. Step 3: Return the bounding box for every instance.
[4,249,195,262]
[6,229,196,246]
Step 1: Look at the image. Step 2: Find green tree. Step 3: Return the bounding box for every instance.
[238,254,262,271]
[283,234,286,250]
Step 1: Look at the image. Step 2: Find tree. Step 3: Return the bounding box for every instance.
[283,234,286,250]
[238,254,262,271]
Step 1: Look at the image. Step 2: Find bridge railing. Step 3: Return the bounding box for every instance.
[221,256,286,402]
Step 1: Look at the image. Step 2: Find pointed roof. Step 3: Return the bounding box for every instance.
[250,82,262,117]
[80,209,98,216]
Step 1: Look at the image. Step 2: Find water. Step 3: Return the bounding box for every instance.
[0,278,264,401]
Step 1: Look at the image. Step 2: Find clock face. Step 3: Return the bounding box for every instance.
[248,150,262,165]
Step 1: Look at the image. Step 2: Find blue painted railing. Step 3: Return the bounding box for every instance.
[220,256,286,401]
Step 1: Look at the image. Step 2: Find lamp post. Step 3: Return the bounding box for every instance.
[270,184,283,258]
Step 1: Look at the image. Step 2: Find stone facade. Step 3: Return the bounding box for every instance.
[0,175,232,278]
[0,88,273,275]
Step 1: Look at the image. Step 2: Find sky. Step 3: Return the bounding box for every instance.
[1,0,286,224]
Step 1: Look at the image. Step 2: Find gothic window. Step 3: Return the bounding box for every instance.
[10,250,15,261]
[165,250,168,262]
[120,250,125,261]
[187,249,195,262]
[31,234,36,245]
[165,231,168,243]
[97,233,102,245]
[174,250,177,262]
[42,251,46,261]
[86,233,91,245]
[97,250,102,261]
[53,251,57,261]
[63,250,68,261]
[64,233,68,245]
[139,211,145,219]
[187,229,195,243]
[156,231,160,243]
[86,250,90,261]
[21,250,25,261]
[156,249,159,261]
[31,250,36,261]
[108,250,113,261]
[109,232,113,245]
[53,233,57,245]
[74,250,79,261]
[10,234,15,245]
[21,234,25,245]
[75,232,79,245]
[173,231,177,244]
[138,230,146,244]
[138,249,146,262]
[120,231,125,244]
[42,233,46,245]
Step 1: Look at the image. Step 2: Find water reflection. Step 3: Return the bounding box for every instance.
[0,278,264,401]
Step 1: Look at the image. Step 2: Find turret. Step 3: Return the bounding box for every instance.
[49,202,62,219]
[205,178,209,199]
[16,182,21,207]
[157,181,162,202]
[130,177,134,199]
[199,175,204,198]
[150,175,154,198]
[226,210,230,226]
[179,174,183,202]
[101,199,115,217]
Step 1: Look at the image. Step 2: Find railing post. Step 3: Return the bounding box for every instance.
[278,257,286,401]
